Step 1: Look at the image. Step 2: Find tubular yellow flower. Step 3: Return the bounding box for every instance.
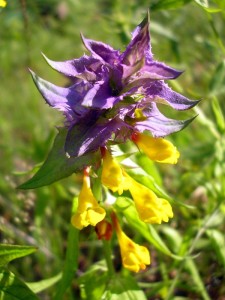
[101,148,130,195]
[123,172,173,224]
[71,170,106,230]
[111,212,150,272]
[0,0,6,7]
[132,132,180,164]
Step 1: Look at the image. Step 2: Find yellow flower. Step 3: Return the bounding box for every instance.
[0,0,6,7]
[124,172,173,224]
[101,148,130,195]
[111,212,150,272]
[132,132,180,164]
[71,171,106,230]
[101,148,173,224]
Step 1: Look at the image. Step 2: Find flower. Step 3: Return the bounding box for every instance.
[95,219,113,240]
[71,169,106,229]
[123,172,173,224]
[131,132,180,164]
[101,147,130,195]
[31,12,198,159]
[101,149,173,224]
[0,0,6,7]
[111,212,150,272]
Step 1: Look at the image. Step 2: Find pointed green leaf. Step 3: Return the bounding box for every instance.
[26,273,62,294]
[150,0,192,11]
[0,244,37,267]
[184,259,210,300]
[194,0,221,12]
[194,0,208,7]
[0,269,39,300]
[18,128,100,189]
[206,229,225,268]
[209,60,225,96]
[211,97,225,133]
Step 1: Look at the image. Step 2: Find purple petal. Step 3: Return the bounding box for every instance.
[135,104,196,137]
[141,61,183,80]
[81,80,122,109]
[30,70,90,120]
[144,81,199,110]
[120,12,152,66]
[65,116,122,157]
[121,58,145,82]
[42,53,101,79]
[81,34,120,64]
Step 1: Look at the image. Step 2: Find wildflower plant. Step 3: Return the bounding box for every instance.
[19,11,199,298]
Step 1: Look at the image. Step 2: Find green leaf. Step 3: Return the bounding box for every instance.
[18,128,100,189]
[209,60,225,96]
[160,226,182,254]
[26,273,62,294]
[0,244,37,267]
[150,0,192,11]
[206,229,225,268]
[211,97,225,133]
[102,275,147,300]
[135,152,162,186]
[194,0,221,12]
[78,261,108,300]
[114,197,182,260]
[184,259,210,300]
[194,0,208,7]
[0,269,39,300]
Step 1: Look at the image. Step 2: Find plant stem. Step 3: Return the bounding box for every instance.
[102,239,115,277]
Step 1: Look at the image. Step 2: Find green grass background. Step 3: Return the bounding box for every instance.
[0,0,225,299]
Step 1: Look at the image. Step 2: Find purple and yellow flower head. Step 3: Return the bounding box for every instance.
[29,13,198,272]
[31,12,198,159]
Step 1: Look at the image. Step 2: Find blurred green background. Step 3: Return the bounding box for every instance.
[1,0,225,299]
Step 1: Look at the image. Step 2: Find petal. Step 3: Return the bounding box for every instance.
[122,246,150,272]
[81,80,122,109]
[101,150,130,194]
[120,12,152,66]
[135,104,197,137]
[81,34,120,64]
[71,207,106,229]
[141,61,183,80]
[65,116,122,157]
[145,81,199,110]
[116,228,150,272]
[101,150,124,193]
[30,70,90,120]
[121,58,145,82]
[71,174,106,229]
[86,207,106,226]
[133,133,180,164]
[123,172,173,224]
[42,53,101,79]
